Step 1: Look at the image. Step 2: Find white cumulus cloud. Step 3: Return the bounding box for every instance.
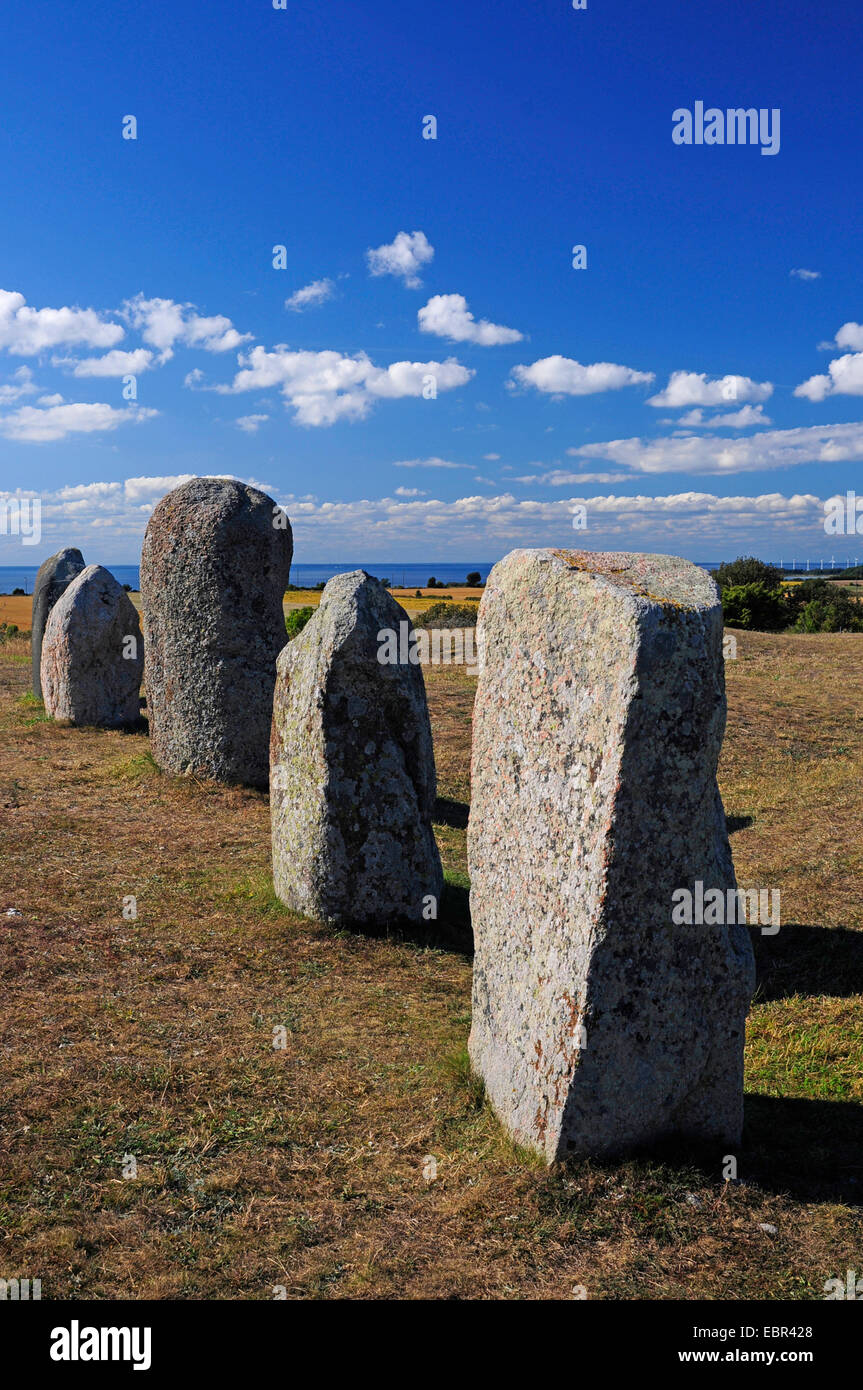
[123,294,252,363]
[568,421,863,474]
[835,322,863,351]
[58,348,155,378]
[795,351,863,401]
[674,404,772,428]
[285,279,336,312]
[0,365,39,403]
[0,289,124,355]
[1,477,836,563]
[418,293,523,345]
[647,371,773,408]
[217,346,473,426]
[0,402,156,443]
[510,355,654,397]
[366,231,434,288]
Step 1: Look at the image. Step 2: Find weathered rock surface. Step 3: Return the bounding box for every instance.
[468,548,755,1162]
[271,570,443,926]
[40,564,144,727]
[31,547,86,698]
[140,477,293,787]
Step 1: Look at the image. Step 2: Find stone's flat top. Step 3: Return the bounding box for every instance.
[496,548,719,610]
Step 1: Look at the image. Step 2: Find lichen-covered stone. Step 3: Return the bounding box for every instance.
[270,570,443,926]
[140,477,293,788]
[31,547,85,698]
[40,564,144,727]
[468,548,755,1162]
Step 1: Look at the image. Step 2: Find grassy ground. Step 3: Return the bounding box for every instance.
[0,627,861,1299]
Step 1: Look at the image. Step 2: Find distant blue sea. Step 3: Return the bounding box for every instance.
[3,559,837,595]
[0,562,500,594]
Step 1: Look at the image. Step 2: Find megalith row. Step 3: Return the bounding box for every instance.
[32,506,754,1165]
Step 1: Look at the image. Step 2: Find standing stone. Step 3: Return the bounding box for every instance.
[271,570,443,926]
[31,547,85,698]
[468,548,755,1162]
[40,565,144,727]
[140,478,293,788]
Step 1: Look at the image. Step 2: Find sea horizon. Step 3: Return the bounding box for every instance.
[1,557,851,594]
[0,558,727,594]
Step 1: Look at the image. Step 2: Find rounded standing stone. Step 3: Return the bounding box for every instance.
[40,564,144,727]
[31,547,85,698]
[270,570,443,926]
[140,477,293,787]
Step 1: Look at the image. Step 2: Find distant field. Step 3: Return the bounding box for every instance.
[4,589,484,622]
[283,587,483,616]
[0,595,33,629]
[0,626,861,1298]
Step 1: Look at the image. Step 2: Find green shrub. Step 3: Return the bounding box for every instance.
[720,582,788,631]
[790,581,863,633]
[414,602,479,630]
[720,574,863,632]
[714,556,782,591]
[285,606,315,640]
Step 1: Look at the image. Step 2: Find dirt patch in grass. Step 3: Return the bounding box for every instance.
[0,631,861,1299]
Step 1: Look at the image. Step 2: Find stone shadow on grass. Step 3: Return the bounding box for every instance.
[434,797,470,829]
[751,922,863,1001]
[743,1094,863,1205]
[350,879,473,958]
[570,1096,863,1206]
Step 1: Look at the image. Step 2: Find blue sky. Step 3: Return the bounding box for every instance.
[1,0,862,565]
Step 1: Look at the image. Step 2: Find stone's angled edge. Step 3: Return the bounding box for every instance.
[271,569,443,927]
[140,476,293,788]
[467,547,754,1163]
[40,563,144,728]
[31,547,86,698]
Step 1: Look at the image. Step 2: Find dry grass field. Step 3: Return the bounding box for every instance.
[0,623,861,1300]
[282,587,482,617]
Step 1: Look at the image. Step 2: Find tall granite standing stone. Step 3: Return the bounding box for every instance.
[31,547,85,698]
[468,548,755,1163]
[40,565,144,727]
[270,570,443,926]
[140,478,293,788]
